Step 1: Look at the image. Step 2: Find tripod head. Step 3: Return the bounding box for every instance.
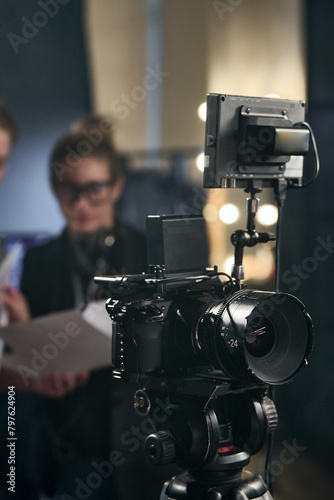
[134,376,277,499]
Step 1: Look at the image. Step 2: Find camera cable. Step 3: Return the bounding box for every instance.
[264,180,287,493]
[291,121,320,188]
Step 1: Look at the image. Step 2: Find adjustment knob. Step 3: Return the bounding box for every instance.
[134,390,151,416]
[144,431,176,465]
[262,396,278,432]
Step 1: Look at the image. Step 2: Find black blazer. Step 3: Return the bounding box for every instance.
[21,223,148,317]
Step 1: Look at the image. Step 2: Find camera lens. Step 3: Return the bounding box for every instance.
[244,317,277,358]
[197,290,313,385]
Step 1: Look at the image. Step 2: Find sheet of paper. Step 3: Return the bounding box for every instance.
[0,301,113,377]
[0,243,22,291]
[0,243,23,327]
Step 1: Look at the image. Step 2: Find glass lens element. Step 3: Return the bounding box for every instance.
[245,318,277,358]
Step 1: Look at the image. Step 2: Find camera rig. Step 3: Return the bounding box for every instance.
[97,214,312,388]
[96,216,313,499]
[95,94,318,499]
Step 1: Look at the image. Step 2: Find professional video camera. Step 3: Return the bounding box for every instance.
[95,94,318,499]
[98,213,312,387]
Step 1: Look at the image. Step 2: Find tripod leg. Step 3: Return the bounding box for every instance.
[230,475,274,500]
[159,473,189,499]
[159,474,274,500]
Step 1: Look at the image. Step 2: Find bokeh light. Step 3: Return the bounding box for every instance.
[219,204,239,224]
[198,102,207,122]
[257,204,278,226]
[196,152,205,172]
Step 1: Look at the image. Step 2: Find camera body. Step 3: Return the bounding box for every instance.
[99,215,313,388]
[107,268,232,379]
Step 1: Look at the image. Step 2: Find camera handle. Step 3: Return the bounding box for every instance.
[231,187,275,281]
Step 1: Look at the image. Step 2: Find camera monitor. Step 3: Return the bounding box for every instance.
[204,94,310,189]
[146,214,209,274]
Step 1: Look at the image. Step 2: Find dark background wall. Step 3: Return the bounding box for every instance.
[276,0,334,480]
[0,0,91,235]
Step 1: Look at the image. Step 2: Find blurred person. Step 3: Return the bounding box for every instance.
[0,99,18,265]
[0,100,18,183]
[19,129,176,500]
[0,103,89,500]
[0,100,88,395]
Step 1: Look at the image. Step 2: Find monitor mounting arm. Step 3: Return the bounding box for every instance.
[231,185,275,281]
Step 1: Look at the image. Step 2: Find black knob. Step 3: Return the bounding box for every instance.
[144,431,176,465]
[134,390,151,416]
[262,396,278,432]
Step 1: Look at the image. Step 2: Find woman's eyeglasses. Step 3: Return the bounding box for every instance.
[54,181,114,204]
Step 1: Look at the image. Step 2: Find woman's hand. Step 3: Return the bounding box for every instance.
[30,370,90,398]
[0,366,90,398]
[1,285,31,323]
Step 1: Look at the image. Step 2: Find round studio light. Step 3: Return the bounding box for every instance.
[196,152,205,172]
[257,204,278,226]
[197,102,207,122]
[219,204,239,224]
[224,256,234,275]
[203,204,218,223]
